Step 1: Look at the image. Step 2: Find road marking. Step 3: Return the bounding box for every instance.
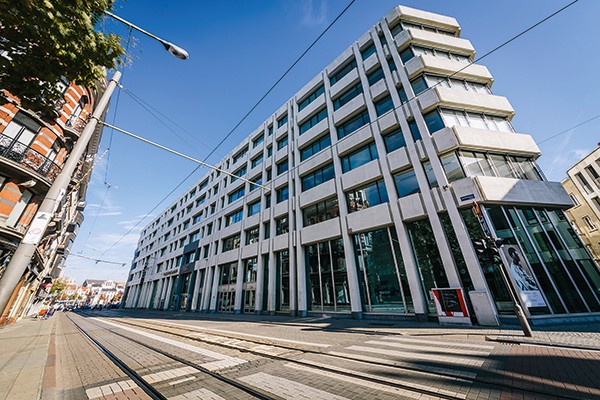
[347,345,485,367]
[239,372,350,400]
[156,320,331,348]
[85,379,137,399]
[93,318,247,370]
[142,366,196,384]
[381,335,495,350]
[327,351,478,379]
[169,387,226,400]
[365,340,490,356]
[285,363,468,399]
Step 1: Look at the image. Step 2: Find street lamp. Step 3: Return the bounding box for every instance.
[105,11,189,60]
[0,12,188,323]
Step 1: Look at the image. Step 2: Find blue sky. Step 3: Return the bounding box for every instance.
[65,0,600,284]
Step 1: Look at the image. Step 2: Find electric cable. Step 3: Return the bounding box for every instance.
[97,0,357,257]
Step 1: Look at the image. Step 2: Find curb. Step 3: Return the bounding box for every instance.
[485,335,600,351]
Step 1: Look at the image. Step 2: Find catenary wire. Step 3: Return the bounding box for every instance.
[97,0,357,257]
[99,0,579,259]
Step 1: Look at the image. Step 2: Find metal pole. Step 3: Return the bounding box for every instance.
[0,72,122,321]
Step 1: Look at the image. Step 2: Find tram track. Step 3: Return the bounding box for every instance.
[76,312,583,400]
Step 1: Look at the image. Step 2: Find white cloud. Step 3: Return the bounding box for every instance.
[300,0,328,27]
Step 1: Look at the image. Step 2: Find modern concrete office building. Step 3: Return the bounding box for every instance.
[125,5,600,325]
[562,146,600,264]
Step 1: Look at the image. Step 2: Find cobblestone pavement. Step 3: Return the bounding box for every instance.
[1,310,599,399]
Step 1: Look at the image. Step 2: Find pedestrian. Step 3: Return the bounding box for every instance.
[44,306,55,319]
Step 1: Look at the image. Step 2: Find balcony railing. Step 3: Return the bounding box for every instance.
[0,133,61,181]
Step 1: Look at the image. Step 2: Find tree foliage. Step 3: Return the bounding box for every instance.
[49,278,67,296]
[0,0,125,113]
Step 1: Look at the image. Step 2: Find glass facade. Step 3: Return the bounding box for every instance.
[305,238,350,312]
[484,205,600,315]
[353,228,413,313]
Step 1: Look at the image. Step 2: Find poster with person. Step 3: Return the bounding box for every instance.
[500,245,546,308]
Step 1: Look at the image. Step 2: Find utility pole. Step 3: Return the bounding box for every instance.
[0,72,121,321]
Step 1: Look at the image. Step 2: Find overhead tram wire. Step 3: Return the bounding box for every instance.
[98,0,577,259]
[69,253,127,266]
[97,0,357,257]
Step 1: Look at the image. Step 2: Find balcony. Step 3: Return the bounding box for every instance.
[0,134,61,181]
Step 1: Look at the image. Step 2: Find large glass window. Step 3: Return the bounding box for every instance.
[277,114,288,128]
[393,168,420,197]
[225,209,243,226]
[299,108,328,135]
[423,110,445,133]
[277,135,288,150]
[440,108,513,133]
[275,216,288,235]
[406,218,450,313]
[302,197,339,227]
[276,185,288,203]
[276,250,290,311]
[382,128,406,153]
[228,187,245,204]
[360,42,376,60]
[247,200,261,217]
[300,134,331,161]
[306,238,350,312]
[298,84,324,111]
[251,154,263,168]
[222,234,241,252]
[341,142,378,173]
[346,180,388,213]
[440,152,465,182]
[245,226,260,245]
[367,67,385,86]
[333,83,363,110]
[276,159,288,175]
[329,58,357,85]
[353,227,413,313]
[374,95,394,116]
[301,163,335,192]
[337,110,370,139]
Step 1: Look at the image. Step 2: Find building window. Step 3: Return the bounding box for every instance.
[2,112,41,149]
[232,147,248,164]
[398,86,408,103]
[299,107,327,135]
[305,238,350,311]
[439,108,513,133]
[250,175,262,191]
[341,142,378,173]
[569,193,580,207]
[408,120,421,141]
[245,226,260,245]
[230,166,247,182]
[300,134,331,161]
[267,145,273,157]
[301,163,335,191]
[251,154,263,168]
[412,74,490,96]
[440,152,465,182]
[399,45,470,64]
[459,150,541,181]
[264,222,271,239]
[583,216,597,230]
[268,125,273,136]
[575,172,594,194]
[303,197,339,226]
[247,200,261,216]
[225,209,243,226]
[252,134,264,148]
[277,114,288,128]
[374,95,394,116]
[329,58,357,85]
[383,128,406,152]
[276,216,289,235]
[277,159,288,175]
[228,187,245,204]
[423,109,445,133]
[277,135,288,150]
[360,42,376,60]
[244,257,258,283]
[346,180,388,213]
[337,110,370,139]
[222,234,241,252]
[388,58,397,72]
[333,83,363,110]
[394,168,420,197]
[276,185,288,203]
[423,161,438,189]
[298,84,325,111]
[367,67,385,86]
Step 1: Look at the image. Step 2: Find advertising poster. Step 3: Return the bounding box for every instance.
[500,245,546,308]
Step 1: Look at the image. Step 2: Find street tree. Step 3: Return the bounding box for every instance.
[0,0,125,114]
